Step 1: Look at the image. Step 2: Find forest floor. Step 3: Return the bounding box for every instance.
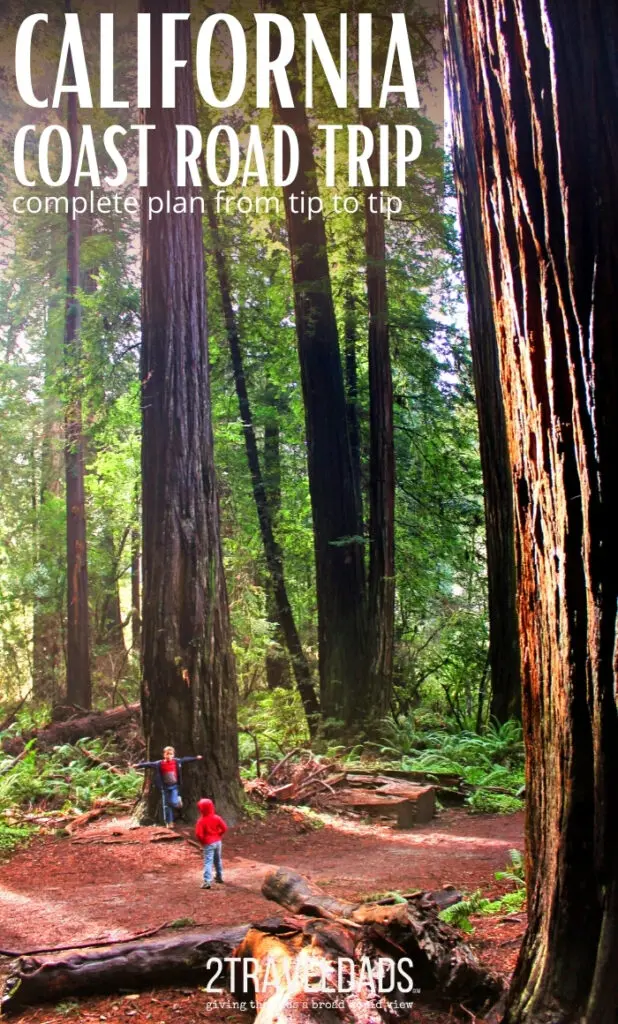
[0,807,525,1024]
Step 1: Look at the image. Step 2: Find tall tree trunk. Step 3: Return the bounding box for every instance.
[33,229,65,704]
[262,394,292,693]
[271,58,367,729]
[445,3,521,724]
[130,510,141,661]
[140,0,239,821]
[204,195,319,732]
[343,287,364,538]
[96,528,127,658]
[82,221,127,678]
[450,2,618,1021]
[364,178,395,719]
[64,58,91,710]
[32,417,64,705]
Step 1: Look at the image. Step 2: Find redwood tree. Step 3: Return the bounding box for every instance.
[364,181,395,719]
[451,1,618,1020]
[64,76,91,710]
[272,65,367,728]
[205,193,320,733]
[445,3,521,724]
[140,0,239,820]
[33,227,65,704]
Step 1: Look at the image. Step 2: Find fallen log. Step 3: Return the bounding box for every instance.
[259,868,504,1016]
[346,767,464,789]
[1,925,248,1013]
[327,787,436,827]
[233,916,381,1024]
[263,867,361,920]
[1,704,141,755]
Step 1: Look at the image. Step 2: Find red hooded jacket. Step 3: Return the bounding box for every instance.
[195,799,227,846]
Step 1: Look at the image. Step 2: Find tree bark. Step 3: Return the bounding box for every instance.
[450,2,618,1020]
[364,176,395,720]
[1,926,248,1013]
[445,2,521,724]
[205,195,319,731]
[64,50,91,710]
[140,0,239,821]
[271,56,367,729]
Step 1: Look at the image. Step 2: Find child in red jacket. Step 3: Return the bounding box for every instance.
[195,798,227,889]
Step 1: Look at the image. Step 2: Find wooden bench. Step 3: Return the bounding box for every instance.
[331,786,436,828]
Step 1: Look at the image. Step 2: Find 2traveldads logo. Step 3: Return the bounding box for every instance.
[200,954,419,1011]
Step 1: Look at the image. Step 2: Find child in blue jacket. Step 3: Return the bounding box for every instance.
[134,746,203,826]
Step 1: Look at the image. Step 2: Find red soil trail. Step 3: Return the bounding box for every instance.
[0,807,525,1023]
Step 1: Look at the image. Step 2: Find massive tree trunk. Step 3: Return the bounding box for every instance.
[271,59,367,729]
[205,196,319,732]
[450,2,618,1021]
[140,0,239,821]
[445,3,521,725]
[364,179,395,719]
[64,75,91,710]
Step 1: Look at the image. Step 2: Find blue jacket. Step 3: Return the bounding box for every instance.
[135,756,200,791]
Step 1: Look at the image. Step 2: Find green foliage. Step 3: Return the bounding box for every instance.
[241,795,268,821]
[54,1001,81,1017]
[0,736,141,827]
[495,849,525,888]
[439,889,525,933]
[238,687,310,777]
[468,790,523,814]
[365,891,409,905]
[379,717,524,811]
[295,806,325,830]
[0,820,37,853]
[439,850,526,933]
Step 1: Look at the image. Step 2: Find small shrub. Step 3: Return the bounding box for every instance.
[242,796,268,821]
[468,790,523,814]
[0,819,37,853]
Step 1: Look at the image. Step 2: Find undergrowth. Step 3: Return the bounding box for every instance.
[0,734,142,852]
[379,717,525,813]
[237,692,524,815]
[439,850,526,933]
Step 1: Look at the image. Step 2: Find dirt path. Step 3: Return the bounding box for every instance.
[0,807,525,1023]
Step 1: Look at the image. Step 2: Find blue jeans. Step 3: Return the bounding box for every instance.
[161,784,182,824]
[203,841,223,883]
